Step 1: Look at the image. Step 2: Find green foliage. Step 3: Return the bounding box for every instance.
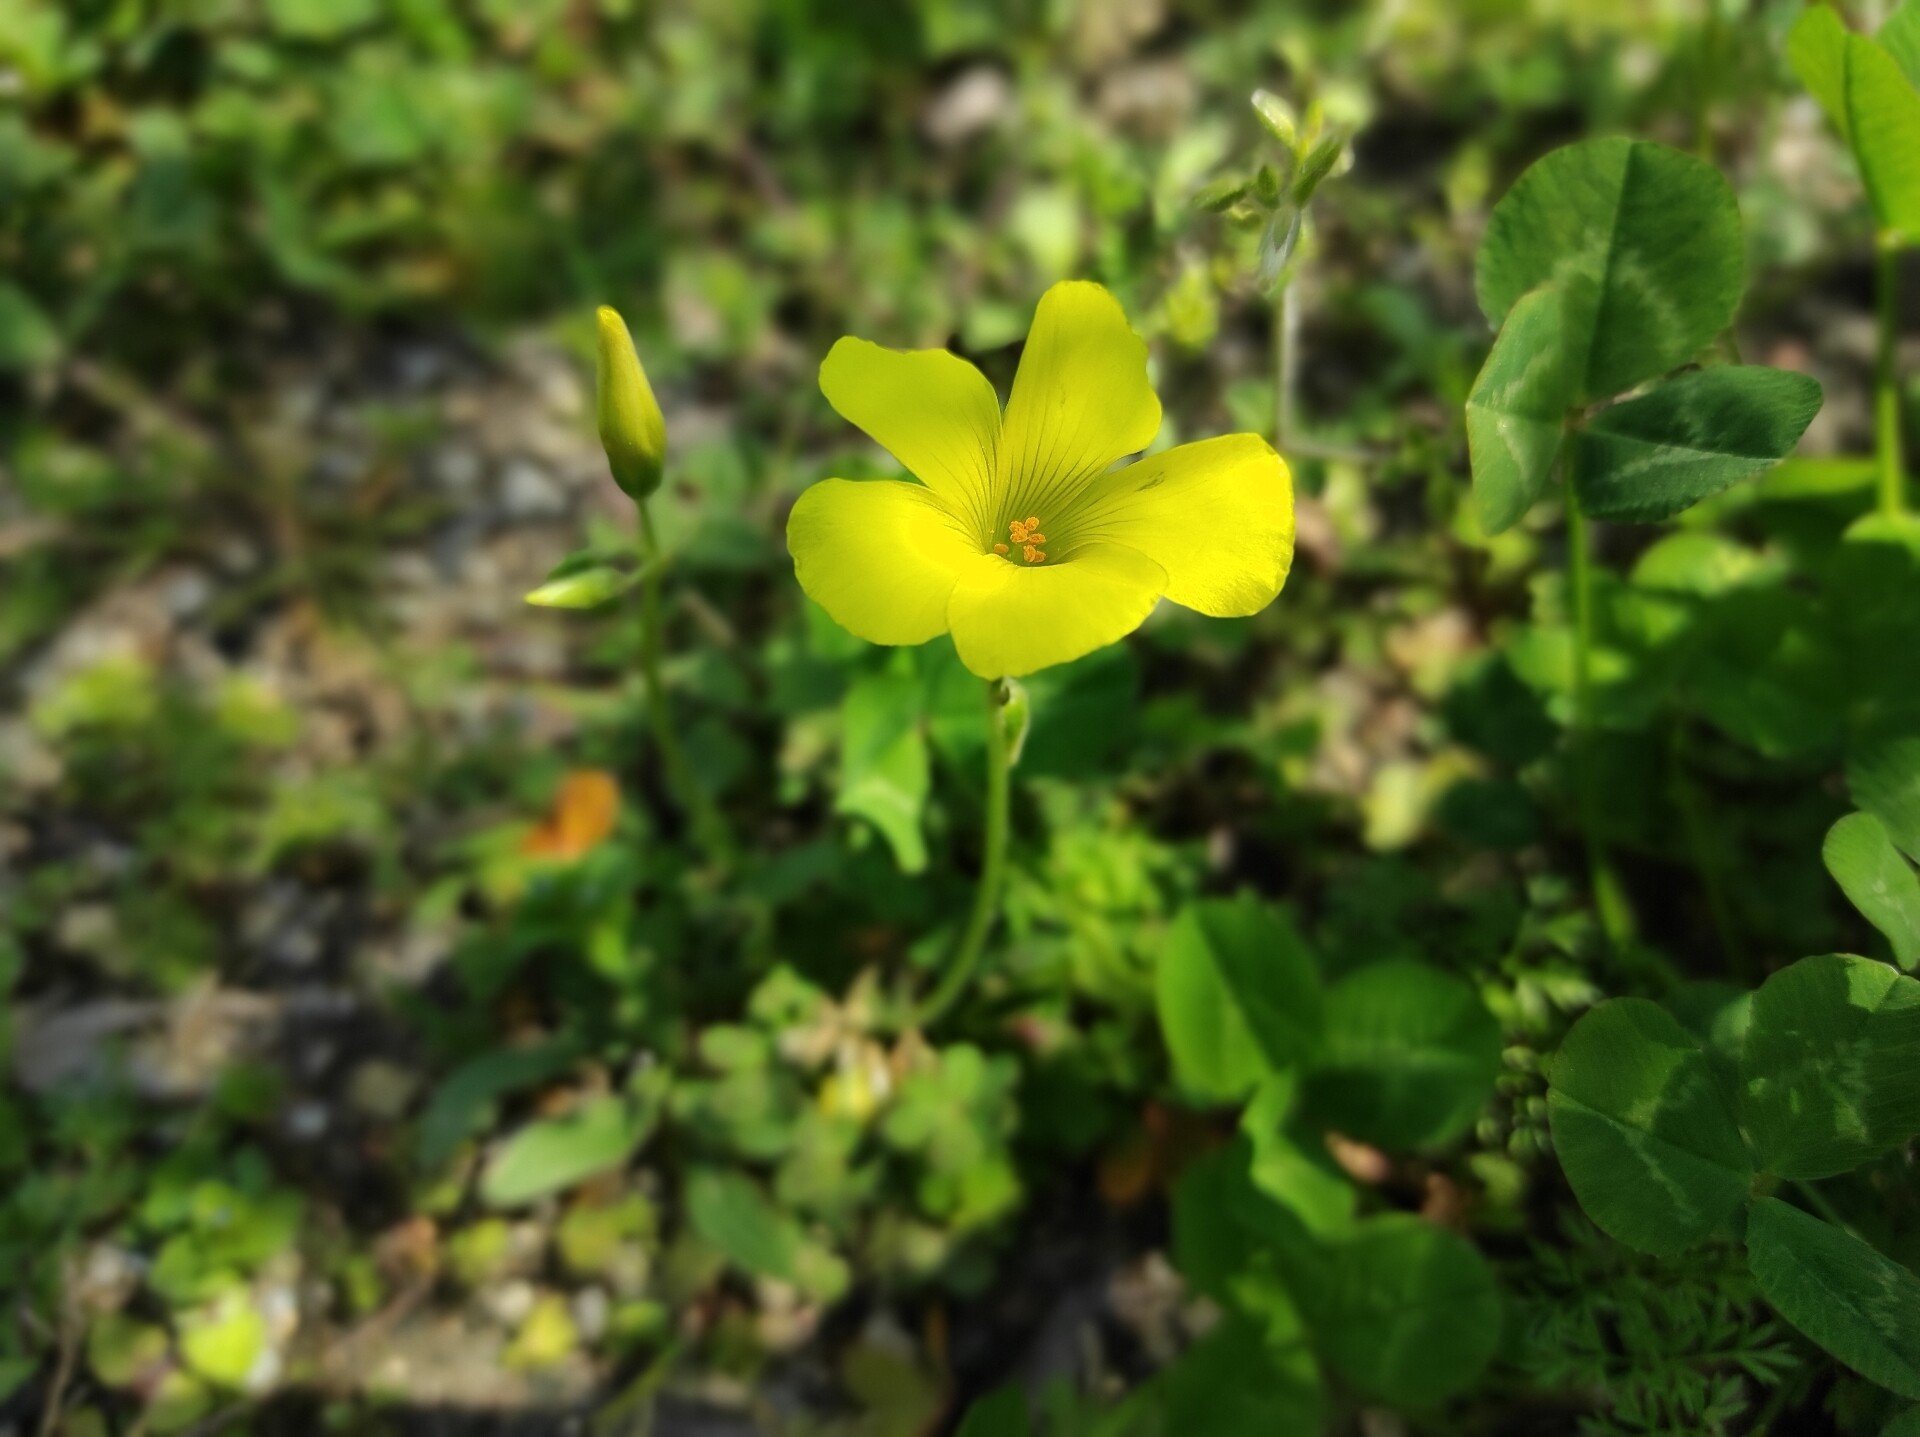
[1153,896,1321,1103]
[1571,367,1826,523]
[1740,955,1920,1180]
[1476,139,1742,402]
[1291,1214,1503,1407]
[479,1078,664,1209]
[1507,1215,1796,1436]
[1467,137,1818,534]
[1826,813,1920,968]
[1547,998,1751,1256]
[1302,958,1504,1149]
[17,2,1920,1432]
[1550,951,1920,1399]
[1790,2,1920,238]
[1748,1197,1920,1400]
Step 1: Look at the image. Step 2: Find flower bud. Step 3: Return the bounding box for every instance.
[594,305,666,500]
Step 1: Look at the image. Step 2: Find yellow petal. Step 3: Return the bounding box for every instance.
[1063,434,1294,617]
[946,543,1168,679]
[787,478,980,646]
[997,281,1161,529]
[818,338,1001,538]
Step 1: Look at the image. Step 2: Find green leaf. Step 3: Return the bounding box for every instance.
[178,1297,267,1390]
[1170,1140,1315,1307]
[416,1039,581,1170]
[1301,960,1502,1149]
[685,1168,849,1300]
[0,281,61,371]
[1826,813,1920,968]
[1476,137,1743,401]
[1465,284,1574,534]
[1250,89,1297,147]
[480,1091,659,1208]
[1241,1073,1356,1238]
[955,1386,1030,1437]
[1748,1196,1920,1399]
[1135,1318,1323,1435]
[1292,1215,1502,1407]
[1884,0,1920,90]
[87,1313,169,1388]
[1789,7,1920,238]
[836,674,929,873]
[1740,953,1920,1179]
[1572,366,1822,522]
[1546,998,1750,1255]
[1154,897,1322,1103]
[1886,1406,1920,1437]
[524,563,637,609]
[1852,735,1920,863]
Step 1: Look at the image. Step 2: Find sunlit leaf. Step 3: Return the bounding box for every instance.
[1789,6,1920,237]
[836,673,929,873]
[1465,284,1573,534]
[1476,137,1743,400]
[1155,897,1322,1103]
[1825,813,1920,968]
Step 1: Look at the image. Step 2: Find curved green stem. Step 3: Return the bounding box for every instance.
[634,500,732,866]
[1876,234,1906,519]
[916,678,1012,1028]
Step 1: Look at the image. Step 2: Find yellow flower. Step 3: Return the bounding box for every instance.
[787,281,1295,678]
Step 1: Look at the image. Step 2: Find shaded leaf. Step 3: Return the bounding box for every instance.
[1292,1215,1502,1407]
[1301,960,1502,1149]
[1748,1196,1920,1399]
[1547,998,1750,1255]
[1135,1317,1323,1435]
[1740,953,1920,1179]
[1572,367,1822,522]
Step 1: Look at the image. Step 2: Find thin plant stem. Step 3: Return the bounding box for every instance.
[634,500,732,866]
[1565,481,1632,952]
[1274,278,1299,450]
[1876,234,1906,519]
[916,678,1013,1028]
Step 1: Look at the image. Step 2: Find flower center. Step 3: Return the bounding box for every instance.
[993,515,1049,566]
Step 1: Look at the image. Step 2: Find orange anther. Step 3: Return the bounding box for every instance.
[994,542,1010,555]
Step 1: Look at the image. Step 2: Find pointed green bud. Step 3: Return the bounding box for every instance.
[1251,89,1296,148]
[594,305,666,500]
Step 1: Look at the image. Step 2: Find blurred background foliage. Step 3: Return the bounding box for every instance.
[4,0,1920,1433]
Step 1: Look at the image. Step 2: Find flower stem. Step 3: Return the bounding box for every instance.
[1876,234,1906,519]
[634,500,731,866]
[1565,484,1631,953]
[916,678,1013,1028]
[1274,279,1299,451]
